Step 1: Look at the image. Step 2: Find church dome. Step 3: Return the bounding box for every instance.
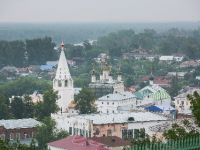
[149,75,154,80]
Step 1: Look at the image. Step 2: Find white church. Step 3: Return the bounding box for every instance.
[53,41,75,114]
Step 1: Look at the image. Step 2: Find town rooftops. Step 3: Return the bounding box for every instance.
[91,136,131,147]
[71,112,171,125]
[167,72,186,77]
[47,135,108,150]
[98,92,135,101]
[0,118,41,129]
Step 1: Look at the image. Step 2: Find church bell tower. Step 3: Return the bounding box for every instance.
[53,41,74,112]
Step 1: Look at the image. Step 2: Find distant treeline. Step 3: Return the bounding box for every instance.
[0,22,199,45]
[0,27,200,69]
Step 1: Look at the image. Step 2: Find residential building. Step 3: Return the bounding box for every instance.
[159,56,174,64]
[174,88,200,111]
[96,92,136,113]
[91,136,131,150]
[0,66,19,79]
[47,135,108,150]
[167,72,186,79]
[0,118,40,144]
[180,61,198,68]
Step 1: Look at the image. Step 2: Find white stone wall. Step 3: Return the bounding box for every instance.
[97,97,136,113]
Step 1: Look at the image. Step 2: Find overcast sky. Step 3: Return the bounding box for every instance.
[0,0,200,23]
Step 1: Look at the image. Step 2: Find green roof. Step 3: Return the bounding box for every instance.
[149,91,170,100]
[134,89,152,100]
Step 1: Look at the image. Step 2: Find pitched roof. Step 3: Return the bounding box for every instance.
[134,89,152,100]
[0,118,41,129]
[40,65,54,70]
[68,101,76,108]
[149,91,170,100]
[98,92,135,101]
[47,135,108,150]
[181,61,197,65]
[91,136,130,147]
[159,56,174,61]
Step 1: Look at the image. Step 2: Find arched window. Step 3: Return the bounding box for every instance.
[58,80,62,87]
[65,80,68,87]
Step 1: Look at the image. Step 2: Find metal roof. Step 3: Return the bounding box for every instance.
[149,91,170,100]
[0,118,41,129]
[98,92,135,101]
[72,112,170,125]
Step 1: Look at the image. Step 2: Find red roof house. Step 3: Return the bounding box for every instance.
[91,136,131,149]
[47,135,108,150]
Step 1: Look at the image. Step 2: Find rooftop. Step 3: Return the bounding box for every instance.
[71,112,171,125]
[98,92,135,101]
[0,118,41,129]
[91,136,130,147]
[48,135,108,150]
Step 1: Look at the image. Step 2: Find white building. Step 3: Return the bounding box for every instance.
[96,92,136,113]
[174,88,200,111]
[53,42,74,112]
[51,112,172,139]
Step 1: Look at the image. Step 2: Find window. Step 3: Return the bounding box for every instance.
[16,133,20,139]
[107,102,109,105]
[65,80,68,87]
[10,133,13,140]
[112,102,114,105]
[122,129,127,139]
[1,134,5,140]
[181,101,184,105]
[30,132,33,138]
[186,102,188,106]
[113,110,114,113]
[102,102,103,104]
[72,111,74,113]
[128,129,133,139]
[107,110,109,113]
[134,129,139,139]
[107,129,112,136]
[177,100,179,104]
[58,80,62,87]
[24,132,27,139]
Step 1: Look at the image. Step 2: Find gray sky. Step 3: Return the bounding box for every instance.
[0,0,200,23]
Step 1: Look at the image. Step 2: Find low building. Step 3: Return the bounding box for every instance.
[180,61,198,68]
[159,56,174,64]
[0,118,41,144]
[96,92,136,113]
[47,135,108,150]
[52,112,172,140]
[174,88,200,112]
[91,136,131,150]
[167,72,186,79]
[0,66,19,79]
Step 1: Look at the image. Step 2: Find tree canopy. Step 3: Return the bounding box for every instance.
[74,87,97,114]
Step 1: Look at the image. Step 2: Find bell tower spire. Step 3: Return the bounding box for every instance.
[53,41,74,112]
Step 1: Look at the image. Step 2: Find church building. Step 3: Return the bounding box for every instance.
[88,59,124,98]
[53,41,74,113]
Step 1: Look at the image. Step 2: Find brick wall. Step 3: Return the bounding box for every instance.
[0,126,36,140]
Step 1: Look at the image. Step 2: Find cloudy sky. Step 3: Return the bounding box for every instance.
[0,0,200,23]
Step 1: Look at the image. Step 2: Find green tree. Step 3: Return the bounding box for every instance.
[167,74,180,97]
[74,87,97,114]
[187,91,200,126]
[10,97,25,119]
[163,120,199,140]
[36,117,70,149]
[0,92,12,119]
[23,95,34,118]
[125,76,135,88]
[34,89,59,121]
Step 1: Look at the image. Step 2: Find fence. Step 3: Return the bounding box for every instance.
[124,135,200,150]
